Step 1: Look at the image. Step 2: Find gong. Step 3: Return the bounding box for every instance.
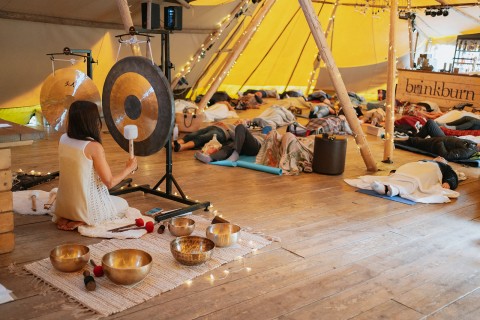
[40,68,101,132]
[102,56,174,157]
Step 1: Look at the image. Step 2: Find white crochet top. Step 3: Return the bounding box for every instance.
[54,134,121,225]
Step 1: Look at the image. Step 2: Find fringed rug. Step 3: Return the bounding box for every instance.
[23,215,272,317]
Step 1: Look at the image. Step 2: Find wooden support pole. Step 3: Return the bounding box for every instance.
[198,0,276,109]
[408,18,414,69]
[299,0,377,172]
[383,0,398,163]
[115,0,142,56]
[306,0,339,95]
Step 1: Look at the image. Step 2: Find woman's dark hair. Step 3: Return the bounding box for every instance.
[67,100,102,143]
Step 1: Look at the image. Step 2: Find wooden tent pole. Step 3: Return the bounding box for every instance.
[305,0,339,95]
[408,20,414,69]
[383,0,398,163]
[198,0,276,109]
[115,0,142,56]
[298,0,377,172]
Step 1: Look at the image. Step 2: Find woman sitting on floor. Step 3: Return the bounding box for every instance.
[54,101,138,230]
[345,157,460,204]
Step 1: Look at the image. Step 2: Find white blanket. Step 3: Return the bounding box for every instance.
[435,110,480,124]
[253,106,296,129]
[345,162,460,204]
[203,103,239,122]
[13,189,153,239]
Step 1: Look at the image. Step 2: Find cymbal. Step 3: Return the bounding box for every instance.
[40,68,101,132]
[102,56,174,156]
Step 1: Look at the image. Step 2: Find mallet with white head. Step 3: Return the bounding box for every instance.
[123,125,138,159]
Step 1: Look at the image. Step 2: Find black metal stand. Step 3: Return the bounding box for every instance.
[47,47,96,79]
[110,27,210,222]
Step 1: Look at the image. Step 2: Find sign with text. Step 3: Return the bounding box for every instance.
[396,69,480,110]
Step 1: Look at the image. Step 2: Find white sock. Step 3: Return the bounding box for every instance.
[194,151,212,164]
[371,181,387,195]
[226,150,239,162]
[386,185,399,197]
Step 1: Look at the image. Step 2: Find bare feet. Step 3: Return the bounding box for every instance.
[56,217,86,231]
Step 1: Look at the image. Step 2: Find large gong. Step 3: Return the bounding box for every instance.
[40,69,101,132]
[103,56,174,156]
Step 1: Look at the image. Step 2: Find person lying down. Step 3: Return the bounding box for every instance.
[344,157,460,204]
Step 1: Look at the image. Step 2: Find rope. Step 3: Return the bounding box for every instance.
[238,6,302,92]
[284,2,325,91]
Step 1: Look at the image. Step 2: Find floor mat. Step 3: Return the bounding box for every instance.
[356,189,416,205]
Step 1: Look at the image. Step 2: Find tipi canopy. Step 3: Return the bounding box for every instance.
[1,0,479,109]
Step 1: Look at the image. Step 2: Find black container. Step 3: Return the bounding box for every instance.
[312,134,347,175]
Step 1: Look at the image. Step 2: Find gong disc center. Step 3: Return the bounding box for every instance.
[124,95,142,120]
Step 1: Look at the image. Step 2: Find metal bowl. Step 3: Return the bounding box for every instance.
[170,236,215,266]
[206,223,241,247]
[50,244,90,272]
[102,249,152,286]
[168,217,195,237]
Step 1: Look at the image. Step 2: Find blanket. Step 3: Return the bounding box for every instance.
[305,115,353,135]
[252,106,296,129]
[345,161,460,204]
[13,189,153,239]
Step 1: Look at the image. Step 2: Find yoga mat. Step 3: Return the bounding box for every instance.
[212,156,282,175]
[356,189,416,205]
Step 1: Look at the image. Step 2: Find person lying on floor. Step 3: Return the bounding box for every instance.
[345,157,460,204]
[194,123,271,163]
[54,101,138,231]
[439,116,480,131]
[395,120,479,161]
[195,125,315,175]
[174,121,235,152]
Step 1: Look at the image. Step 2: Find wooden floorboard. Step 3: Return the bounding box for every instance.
[0,110,479,319]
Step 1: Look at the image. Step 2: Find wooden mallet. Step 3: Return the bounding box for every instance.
[31,190,39,212]
[123,125,138,160]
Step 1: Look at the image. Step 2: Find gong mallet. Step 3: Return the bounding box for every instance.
[124,125,138,173]
[44,188,57,210]
[31,190,39,212]
[124,125,138,159]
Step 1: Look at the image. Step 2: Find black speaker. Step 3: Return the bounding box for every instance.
[164,6,182,30]
[141,2,160,29]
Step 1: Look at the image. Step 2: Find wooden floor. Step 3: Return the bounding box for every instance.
[1,111,480,320]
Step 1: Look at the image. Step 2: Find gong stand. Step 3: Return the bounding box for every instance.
[46,47,96,79]
[104,37,210,222]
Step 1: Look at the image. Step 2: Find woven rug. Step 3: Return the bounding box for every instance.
[24,215,272,317]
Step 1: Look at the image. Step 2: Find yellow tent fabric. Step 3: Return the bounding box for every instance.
[0,0,479,111]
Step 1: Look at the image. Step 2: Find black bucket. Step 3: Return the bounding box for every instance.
[312,134,347,175]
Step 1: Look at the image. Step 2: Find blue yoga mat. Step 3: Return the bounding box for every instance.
[211,155,282,175]
[356,189,416,205]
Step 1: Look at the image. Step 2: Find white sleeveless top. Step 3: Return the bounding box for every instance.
[54,134,123,225]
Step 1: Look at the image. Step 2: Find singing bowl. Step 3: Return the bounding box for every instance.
[168,217,195,237]
[50,244,90,272]
[206,223,241,247]
[170,236,215,266]
[102,249,152,285]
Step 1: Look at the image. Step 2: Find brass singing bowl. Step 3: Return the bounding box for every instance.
[170,236,215,266]
[206,223,241,247]
[50,244,90,272]
[168,217,195,237]
[102,249,152,286]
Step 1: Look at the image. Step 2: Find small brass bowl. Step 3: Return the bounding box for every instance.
[170,236,215,266]
[102,249,152,286]
[168,217,195,237]
[206,223,241,247]
[50,244,90,272]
